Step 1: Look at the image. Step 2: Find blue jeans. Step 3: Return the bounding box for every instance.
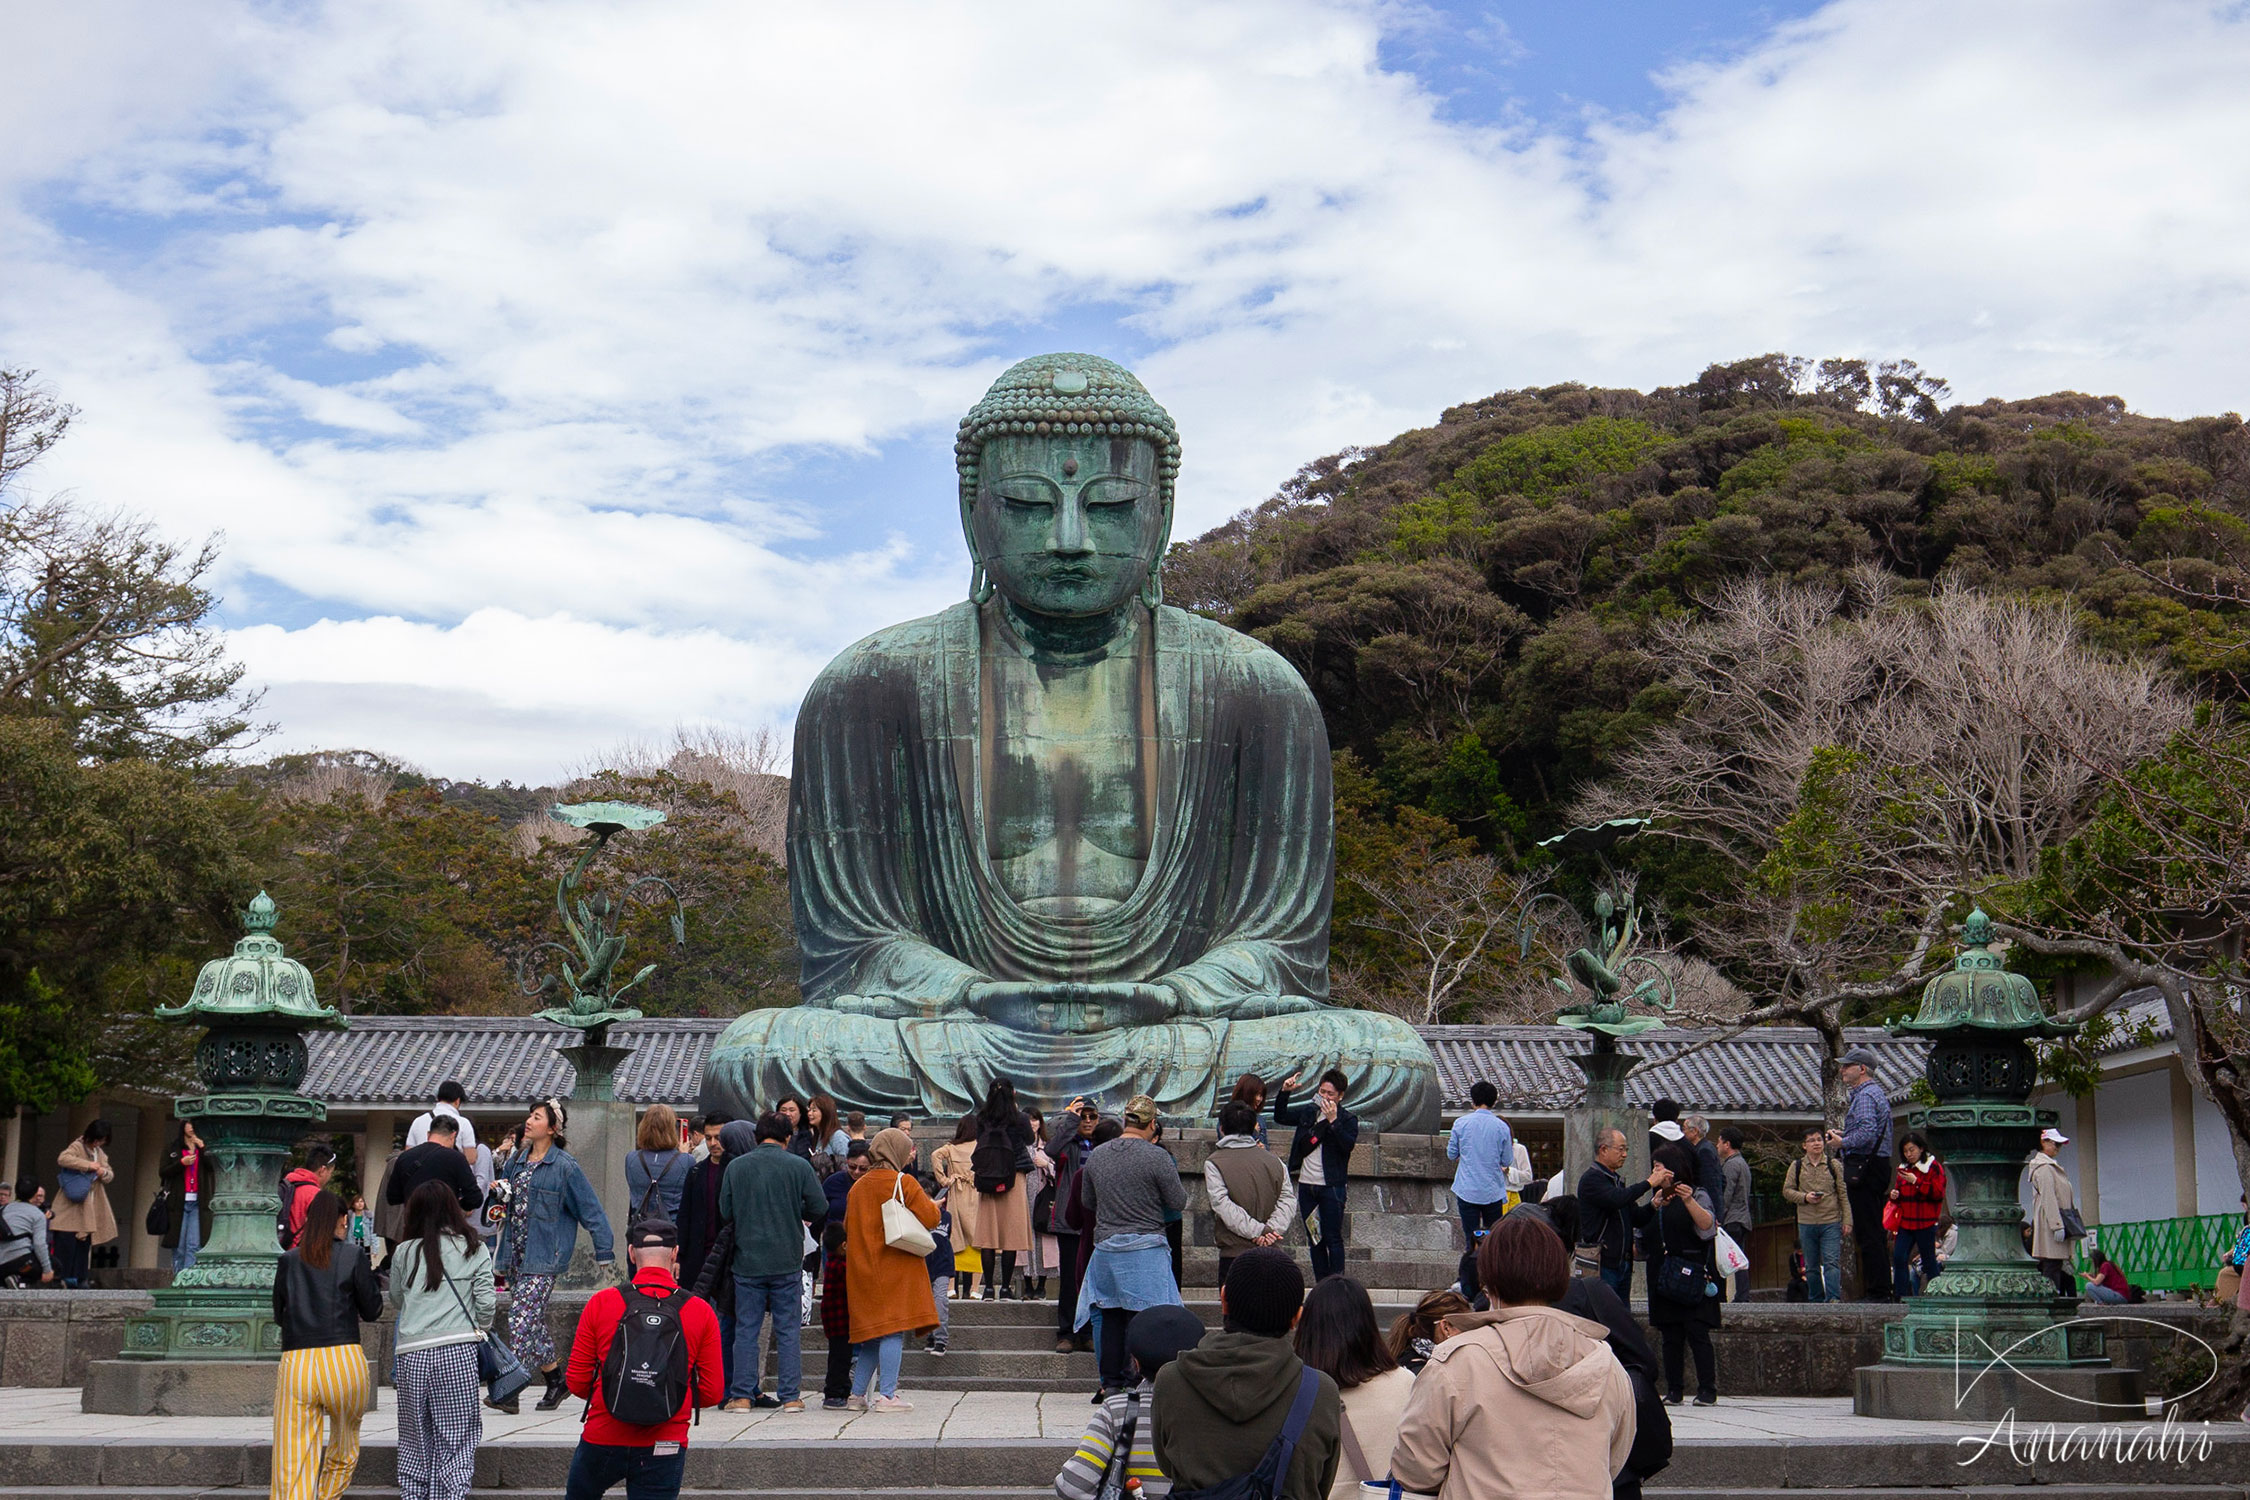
[731,1272,802,1401]
[851,1332,904,1399]
[931,1276,952,1342]
[171,1206,202,1273]
[1599,1260,1632,1302]
[2085,1282,2127,1304]
[1298,1184,1347,1280]
[1893,1225,1937,1295]
[564,1441,686,1500]
[716,1310,735,1390]
[1800,1222,1843,1303]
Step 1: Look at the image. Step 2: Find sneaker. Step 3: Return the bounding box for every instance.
[1693,1393,1718,1406]
[868,1394,914,1413]
[780,1399,806,1413]
[721,1398,753,1413]
[844,1394,868,1412]
[1054,1337,1077,1354]
[823,1396,850,1410]
[926,1341,947,1357]
[1662,1393,1683,1406]
[751,1393,783,1410]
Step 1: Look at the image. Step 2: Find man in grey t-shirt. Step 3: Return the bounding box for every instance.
[1077,1095,1188,1395]
[1716,1126,1754,1301]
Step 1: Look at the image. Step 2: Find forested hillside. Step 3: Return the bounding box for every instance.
[1161,354,2250,1023]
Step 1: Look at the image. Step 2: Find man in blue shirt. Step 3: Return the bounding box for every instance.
[1446,1081,1514,1252]
[1826,1047,1895,1301]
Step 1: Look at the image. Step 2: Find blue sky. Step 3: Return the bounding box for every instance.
[6,0,2249,782]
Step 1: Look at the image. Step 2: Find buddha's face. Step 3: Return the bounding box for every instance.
[973,433,1166,618]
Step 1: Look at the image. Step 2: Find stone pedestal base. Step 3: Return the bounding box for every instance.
[1854,1360,2147,1421]
[82,1355,377,1415]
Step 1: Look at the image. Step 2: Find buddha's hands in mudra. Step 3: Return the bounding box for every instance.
[965,980,1174,1033]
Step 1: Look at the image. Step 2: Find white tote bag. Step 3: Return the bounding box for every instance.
[882,1172,937,1256]
[1713,1226,1751,1277]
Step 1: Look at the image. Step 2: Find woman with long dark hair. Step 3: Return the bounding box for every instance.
[388,1180,494,1500]
[1888,1130,1948,1295]
[969,1079,1034,1299]
[1227,1073,1271,1145]
[1297,1276,1414,1500]
[489,1099,614,1413]
[271,1190,383,1500]
[159,1121,212,1273]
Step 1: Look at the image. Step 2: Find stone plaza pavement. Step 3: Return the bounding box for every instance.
[9,1384,2250,1497]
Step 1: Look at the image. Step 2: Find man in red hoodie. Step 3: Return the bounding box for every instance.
[563,1218,725,1500]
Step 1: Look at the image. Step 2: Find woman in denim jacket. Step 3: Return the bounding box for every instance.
[488,1098,614,1413]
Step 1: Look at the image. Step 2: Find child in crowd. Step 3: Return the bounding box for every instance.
[922,1173,955,1356]
[1055,1304,1204,1499]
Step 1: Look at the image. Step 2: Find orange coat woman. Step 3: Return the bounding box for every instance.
[842,1130,941,1410]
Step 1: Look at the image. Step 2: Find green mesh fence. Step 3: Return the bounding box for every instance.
[2075,1212,2243,1291]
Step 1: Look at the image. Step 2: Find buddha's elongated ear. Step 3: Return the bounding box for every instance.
[960,480,994,604]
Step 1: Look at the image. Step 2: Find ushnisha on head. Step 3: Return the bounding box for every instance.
[954,353,1181,616]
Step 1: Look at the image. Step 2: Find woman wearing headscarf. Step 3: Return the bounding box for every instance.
[841,1129,941,1411]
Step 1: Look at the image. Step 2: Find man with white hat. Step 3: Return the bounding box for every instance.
[1827,1047,1896,1301]
[2025,1127,2080,1295]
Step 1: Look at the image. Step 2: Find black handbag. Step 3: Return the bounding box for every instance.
[1652,1253,1715,1307]
[144,1189,170,1238]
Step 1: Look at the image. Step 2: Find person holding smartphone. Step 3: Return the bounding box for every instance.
[1783,1127,1850,1303]
[1048,1098,1102,1353]
[1275,1070,1359,1282]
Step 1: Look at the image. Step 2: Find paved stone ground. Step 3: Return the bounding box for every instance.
[10,1383,2232,1445]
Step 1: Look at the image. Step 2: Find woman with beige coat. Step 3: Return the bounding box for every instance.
[51,1120,118,1287]
[2026,1127,2079,1296]
[1390,1216,1635,1500]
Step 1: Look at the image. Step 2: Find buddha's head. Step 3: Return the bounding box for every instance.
[955,354,1179,620]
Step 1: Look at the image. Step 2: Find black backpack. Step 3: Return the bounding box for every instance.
[1168,1367,1320,1500]
[597,1282,696,1428]
[972,1120,1017,1194]
[276,1177,312,1250]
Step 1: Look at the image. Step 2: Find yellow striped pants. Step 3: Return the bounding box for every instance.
[271,1342,370,1500]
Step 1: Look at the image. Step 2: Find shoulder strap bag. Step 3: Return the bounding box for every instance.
[882,1172,937,1256]
[1094,1389,1141,1500]
[427,1241,531,1405]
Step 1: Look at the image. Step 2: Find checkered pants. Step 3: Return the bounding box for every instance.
[395,1343,482,1500]
[508,1273,558,1369]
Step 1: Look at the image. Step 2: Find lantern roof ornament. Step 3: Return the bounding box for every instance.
[157,892,343,1029]
[1893,908,2076,1040]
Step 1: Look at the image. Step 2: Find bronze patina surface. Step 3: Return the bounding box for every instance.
[704,353,1438,1129]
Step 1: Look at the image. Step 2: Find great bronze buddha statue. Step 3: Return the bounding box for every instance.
[702,354,1439,1130]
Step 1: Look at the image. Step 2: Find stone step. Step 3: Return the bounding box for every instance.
[793,1347,1090,1380]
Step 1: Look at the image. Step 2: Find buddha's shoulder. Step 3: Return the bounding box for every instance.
[1156,606,1316,699]
[806,604,975,692]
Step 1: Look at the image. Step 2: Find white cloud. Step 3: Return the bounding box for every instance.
[6,0,2250,778]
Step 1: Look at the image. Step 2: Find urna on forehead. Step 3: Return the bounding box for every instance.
[954,352,1182,505]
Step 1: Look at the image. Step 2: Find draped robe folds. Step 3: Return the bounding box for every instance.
[702,600,1439,1132]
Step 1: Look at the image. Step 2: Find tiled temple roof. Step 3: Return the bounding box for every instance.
[304,1014,1926,1120]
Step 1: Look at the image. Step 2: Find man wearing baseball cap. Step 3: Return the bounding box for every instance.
[1074,1095,1188,1398]
[1827,1047,1897,1301]
[562,1218,724,1500]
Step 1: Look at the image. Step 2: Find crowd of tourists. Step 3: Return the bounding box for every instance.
[2,1051,2153,1500]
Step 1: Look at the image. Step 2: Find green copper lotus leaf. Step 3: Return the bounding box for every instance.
[549,801,666,837]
